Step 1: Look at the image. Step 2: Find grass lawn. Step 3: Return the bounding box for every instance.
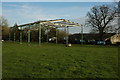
[2,41,119,78]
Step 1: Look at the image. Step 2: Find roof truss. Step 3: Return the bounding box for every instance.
[16,19,81,28]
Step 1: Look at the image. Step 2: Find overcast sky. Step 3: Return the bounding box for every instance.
[1,2,116,33]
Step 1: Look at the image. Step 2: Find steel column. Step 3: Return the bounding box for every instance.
[46,28,49,43]
[20,27,22,44]
[28,25,30,45]
[39,23,42,45]
[64,27,67,45]
[66,26,69,45]
[81,25,83,45]
[56,27,58,44]
[9,28,11,41]
[14,27,16,42]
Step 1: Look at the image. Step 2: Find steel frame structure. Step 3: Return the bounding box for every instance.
[10,19,81,45]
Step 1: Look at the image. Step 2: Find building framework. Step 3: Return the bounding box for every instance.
[10,19,81,45]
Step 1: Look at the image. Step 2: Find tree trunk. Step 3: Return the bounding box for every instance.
[99,28,104,40]
[99,32,104,40]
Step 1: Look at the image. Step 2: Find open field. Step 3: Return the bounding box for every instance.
[2,41,119,78]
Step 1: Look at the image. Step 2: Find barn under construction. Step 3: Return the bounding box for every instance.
[9,19,81,46]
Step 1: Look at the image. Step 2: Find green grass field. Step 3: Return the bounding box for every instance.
[2,41,119,78]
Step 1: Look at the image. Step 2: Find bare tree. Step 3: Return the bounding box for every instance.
[0,16,9,40]
[86,4,117,40]
[0,16,8,27]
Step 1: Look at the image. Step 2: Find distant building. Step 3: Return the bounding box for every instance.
[105,34,120,45]
[69,33,116,44]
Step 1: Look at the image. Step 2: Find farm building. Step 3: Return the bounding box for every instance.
[110,34,120,44]
[105,34,120,45]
